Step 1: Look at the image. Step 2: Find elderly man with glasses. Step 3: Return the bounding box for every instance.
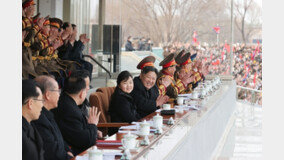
[32,75,74,160]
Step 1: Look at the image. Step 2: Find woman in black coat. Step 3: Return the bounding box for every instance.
[108,71,141,135]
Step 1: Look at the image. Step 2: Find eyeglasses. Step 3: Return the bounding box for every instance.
[33,99,45,103]
[49,89,61,94]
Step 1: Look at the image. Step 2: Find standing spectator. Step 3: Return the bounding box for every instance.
[69,24,93,81]
[125,36,135,51]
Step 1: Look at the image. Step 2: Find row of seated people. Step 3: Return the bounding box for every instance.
[22,50,208,160]
[22,0,93,88]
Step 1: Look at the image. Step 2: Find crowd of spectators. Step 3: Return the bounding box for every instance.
[162,42,262,105]
[125,36,153,51]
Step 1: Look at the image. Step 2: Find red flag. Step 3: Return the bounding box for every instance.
[213,27,220,34]
[192,31,198,43]
[224,43,230,53]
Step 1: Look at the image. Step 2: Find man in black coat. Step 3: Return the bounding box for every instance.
[68,24,93,81]
[22,79,45,160]
[32,75,74,160]
[125,36,135,51]
[131,56,169,118]
[55,73,101,155]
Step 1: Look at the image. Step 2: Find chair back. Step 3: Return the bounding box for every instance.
[89,87,116,123]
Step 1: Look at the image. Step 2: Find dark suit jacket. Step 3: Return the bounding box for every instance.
[55,92,97,155]
[69,40,84,61]
[125,40,135,51]
[32,107,73,160]
[109,87,141,123]
[57,42,73,60]
[131,77,159,118]
[22,117,45,160]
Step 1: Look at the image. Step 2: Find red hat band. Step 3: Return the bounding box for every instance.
[140,62,154,69]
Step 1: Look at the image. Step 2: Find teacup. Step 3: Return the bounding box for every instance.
[189,100,197,106]
[162,104,171,110]
[192,91,199,99]
[139,120,150,136]
[177,97,184,105]
[153,113,163,129]
[88,146,103,160]
[121,132,138,149]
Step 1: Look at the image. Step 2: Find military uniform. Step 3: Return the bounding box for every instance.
[157,53,186,98]
[22,1,40,79]
[174,52,194,94]
[190,53,205,90]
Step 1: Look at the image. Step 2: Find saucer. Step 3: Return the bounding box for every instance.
[135,132,150,137]
[190,97,199,100]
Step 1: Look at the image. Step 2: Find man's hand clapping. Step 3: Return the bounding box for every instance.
[87,107,101,125]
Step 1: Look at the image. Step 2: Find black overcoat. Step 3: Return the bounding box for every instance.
[55,92,97,156]
[32,107,73,160]
[22,117,45,160]
[131,77,159,118]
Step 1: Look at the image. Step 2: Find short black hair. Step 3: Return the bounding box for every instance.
[141,66,158,76]
[22,79,40,105]
[62,22,70,30]
[71,24,76,30]
[70,69,90,79]
[117,71,133,85]
[63,76,86,94]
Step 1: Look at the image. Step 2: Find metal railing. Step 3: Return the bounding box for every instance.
[83,54,112,79]
[236,85,262,106]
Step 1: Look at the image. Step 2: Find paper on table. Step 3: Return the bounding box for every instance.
[75,155,88,160]
[119,125,138,130]
[188,105,200,110]
[155,109,162,112]
[104,152,123,156]
[118,130,138,134]
[178,93,192,98]
[75,152,123,160]
[132,121,154,126]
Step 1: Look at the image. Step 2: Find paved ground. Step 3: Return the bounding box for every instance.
[218,101,262,160]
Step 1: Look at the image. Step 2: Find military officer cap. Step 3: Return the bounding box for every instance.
[176,52,192,66]
[49,18,63,29]
[137,56,156,70]
[43,16,50,26]
[175,49,186,63]
[190,53,197,62]
[159,53,177,69]
[23,0,36,9]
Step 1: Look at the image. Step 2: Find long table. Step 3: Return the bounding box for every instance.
[74,80,236,160]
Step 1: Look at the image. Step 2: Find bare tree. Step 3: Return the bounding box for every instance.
[233,0,261,44]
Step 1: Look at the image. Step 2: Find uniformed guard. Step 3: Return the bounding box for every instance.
[156,53,192,98]
[22,0,41,79]
[175,52,195,93]
[191,53,208,90]
[48,18,81,76]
